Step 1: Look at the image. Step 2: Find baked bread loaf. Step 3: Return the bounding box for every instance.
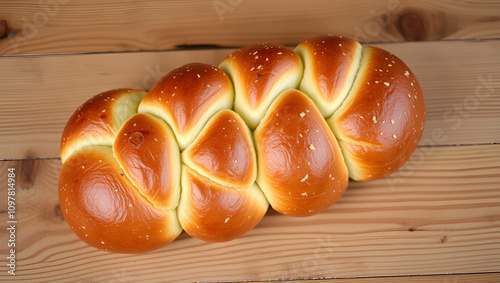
[59,35,425,253]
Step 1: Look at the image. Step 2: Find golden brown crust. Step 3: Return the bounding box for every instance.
[182,110,256,188]
[113,113,180,210]
[138,63,234,150]
[295,35,362,117]
[219,43,303,129]
[60,89,146,162]
[178,166,268,242]
[59,146,181,253]
[329,46,426,181]
[254,89,349,217]
[59,35,426,253]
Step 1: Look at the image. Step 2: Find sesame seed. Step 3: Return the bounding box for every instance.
[197,74,200,78]
[300,174,309,182]
[393,134,397,138]
[379,132,383,135]
[373,116,377,123]
[277,52,282,55]
[384,82,390,86]
[301,192,308,196]
[391,119,395,124]
[224,217,230,223]
[309,144,315,151]
[404,71,410,77]
[299,112,305,117]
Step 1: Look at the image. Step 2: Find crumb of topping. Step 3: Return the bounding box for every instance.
[299,112,305,117]
[300,174,309,182]
[309,144,315,151]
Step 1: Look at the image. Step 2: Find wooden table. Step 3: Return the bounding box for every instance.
[1,1,499,282]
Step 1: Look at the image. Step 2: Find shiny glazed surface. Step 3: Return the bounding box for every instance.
[183,109,256,188]
[255,89,349,217]
[114,113,180,210]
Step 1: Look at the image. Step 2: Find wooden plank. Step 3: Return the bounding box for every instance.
[0,144,499,282]
[294,272,500,282]
[1,39,499,159]
[0,0,499,55]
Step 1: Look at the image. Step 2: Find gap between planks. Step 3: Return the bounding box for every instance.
[246,272,500,283]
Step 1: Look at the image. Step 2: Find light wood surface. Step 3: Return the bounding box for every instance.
[0,144,499,282]
[1,0,500,55]
[1,39,499,160]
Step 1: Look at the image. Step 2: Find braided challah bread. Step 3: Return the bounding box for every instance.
[59,35,425,253]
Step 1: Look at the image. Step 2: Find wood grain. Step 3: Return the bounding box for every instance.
[0,39,499,160]
[0,0,499,55]
[0,144,499,282]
